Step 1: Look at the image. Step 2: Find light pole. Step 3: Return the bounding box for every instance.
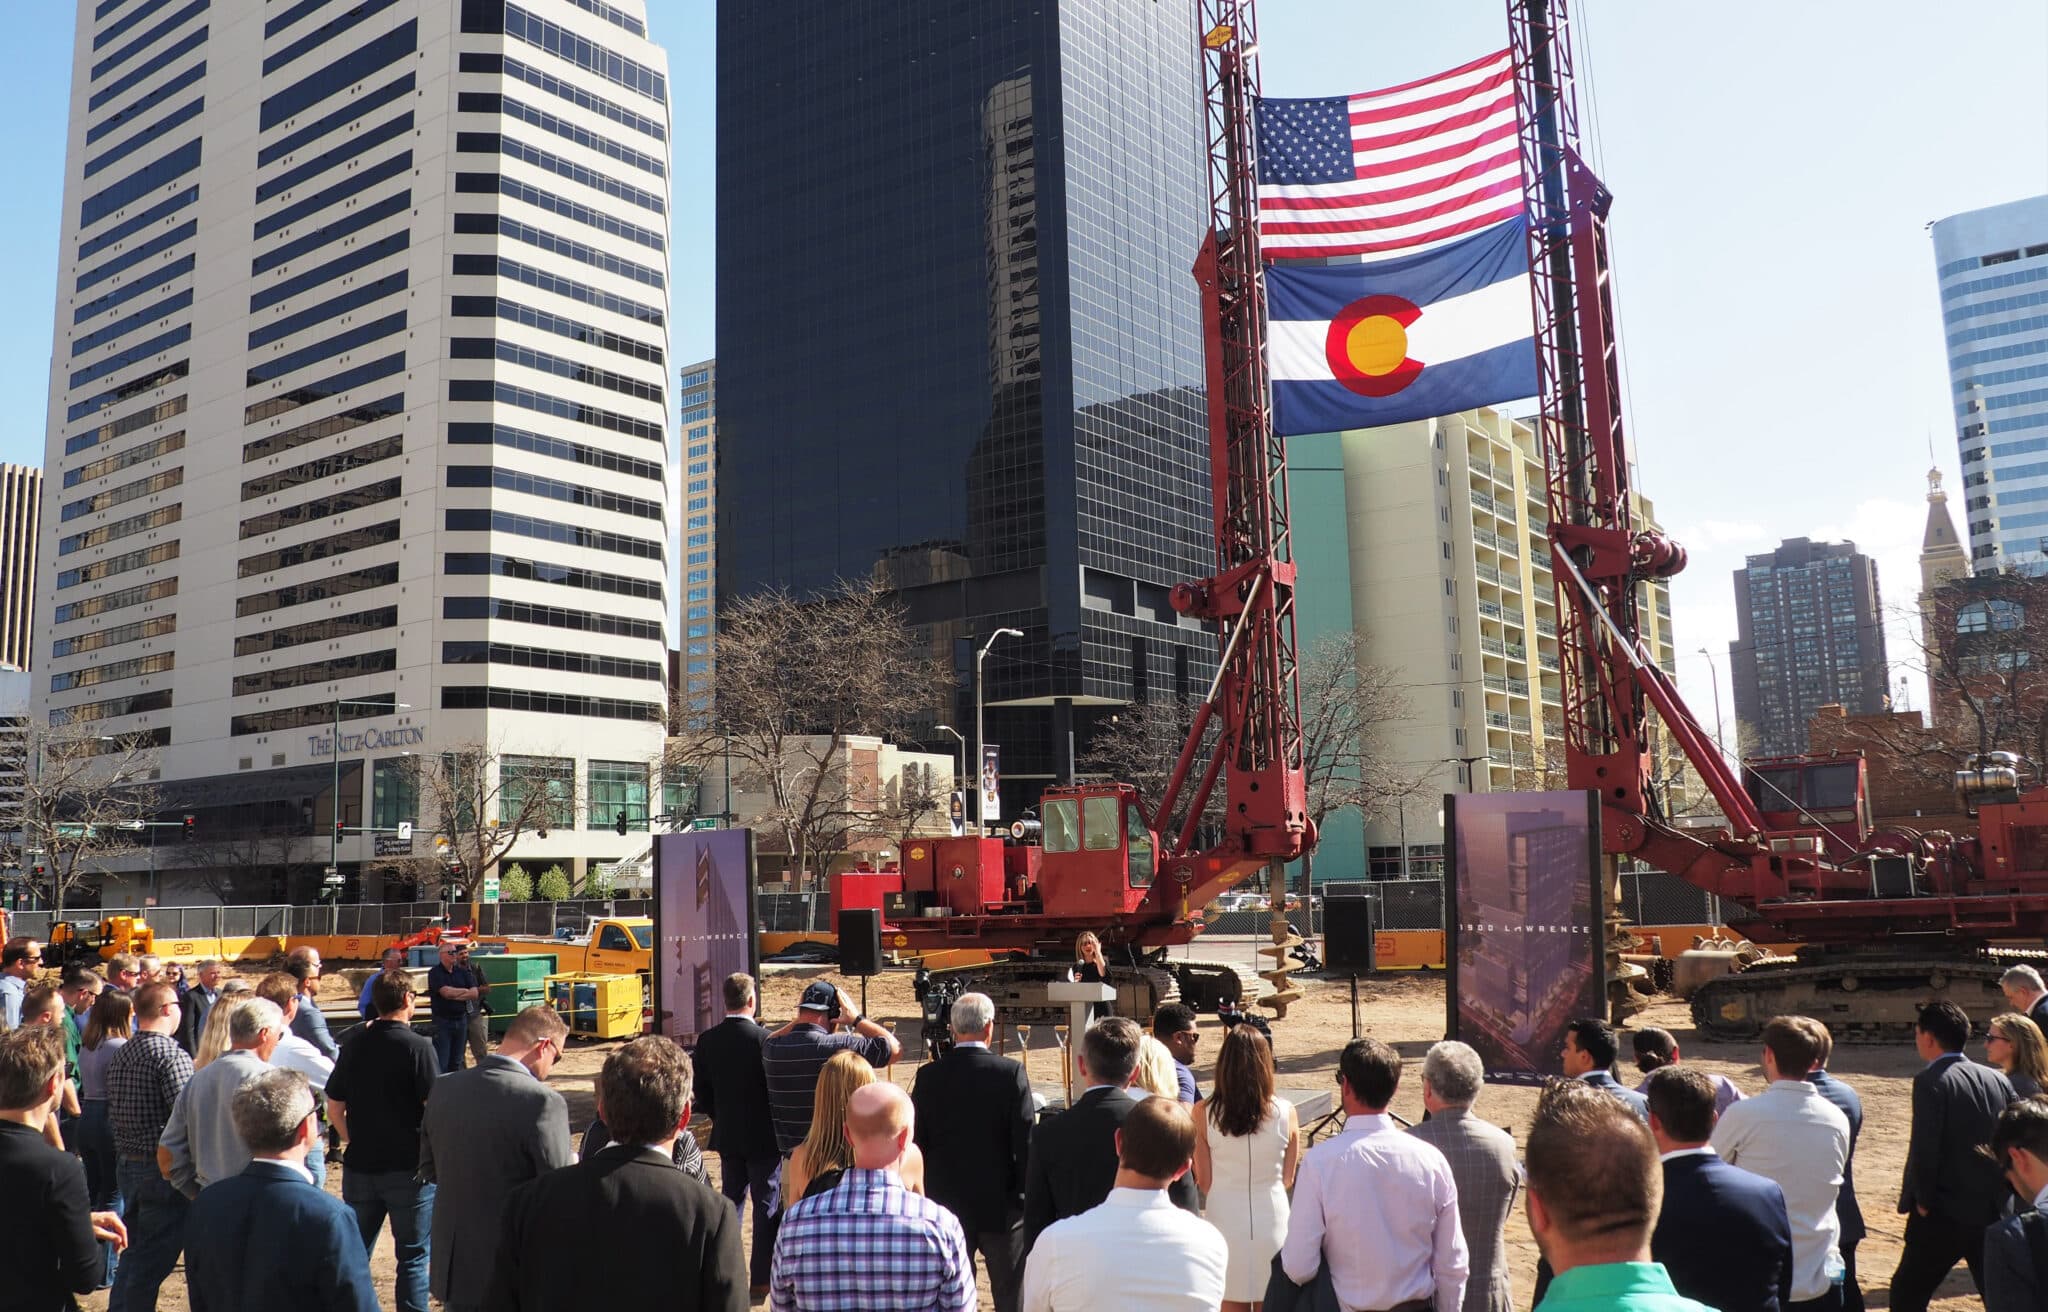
[1696,647,1728,763]
[933,724,966,796]
[973,629,1023,833]
[330,698,410,892]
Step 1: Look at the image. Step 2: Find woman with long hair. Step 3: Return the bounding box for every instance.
[1193,1025,1300,1312]
[191,985,252,1071]
[1988,1012,2048,1097]
[1070,931,1115,1023]
[78,989,134,1289]
[1133,1036,1180,1100]
[782,1050,923,1206]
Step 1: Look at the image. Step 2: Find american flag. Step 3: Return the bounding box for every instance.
[1257,49,1523,261]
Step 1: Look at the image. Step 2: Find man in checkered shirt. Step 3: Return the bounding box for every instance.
[770,1080,974,1312]
[103,981,193,1312]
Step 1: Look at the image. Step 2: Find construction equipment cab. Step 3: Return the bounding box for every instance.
[48,916,154,969]
[1038,784,1159,919]
[492,916,651,978]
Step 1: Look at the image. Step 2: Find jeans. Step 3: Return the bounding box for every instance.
[305,1136,326,1191]
[342,1167,435,1312]
[107,1159,187,1312]
[433,1017,468,1074]
[79,1102,121,1287]
[720,1150,780,1288]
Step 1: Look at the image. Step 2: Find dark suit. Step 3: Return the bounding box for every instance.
[913,1043,1035,1312]
[183,1160,378,1312]
[1807,1069,1866,1312]
[0,1119,102,1310]
[1652,1151,1795,1312]
[2028,995,2048,1036]
[485,1144,748,1312]
[1022,1086,1198,1253]
[419,1054,576,1311]
[1890,1052,2016,1312]
[693,1014,779,1289]
[1983,1205,2048,1312]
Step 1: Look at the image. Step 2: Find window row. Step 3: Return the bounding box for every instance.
[51,614,175,659]
[59,504,181,555]
[231,692,393,738]
[242,352,404,424]
[450,295,662,366]
[61,467,182,521]
[258,70,412,168]
[92,0,205,82]
[246,311,406,387]
[243,391,402,463]
[457,173,663,250]
[447,379,663,443]
[238,562,398,619]
[263,0,399,77]
[235,604,397,657]
[84,97,203,180]
[251,230,407,314]
[454,213,662,290]
[65,430,185,489]
[64,393,185,458]
[89,24,207,115]
[259,18,414,131]
[54,576,177,625]
[241,434,402,502]
[442,640,661,683]
[258,108,411,207]
[241,477,400,539]
[440,683,661,722]
[78,236,193,306]
[449,254,661,326]
[87,60,204,149]
[265,0,334,38]
[442,593,662,641]
[68,358,188,425]
[457,92,663,178]
[451,335,662,402]
[442,551,661,601]
[81,138,201,230]
[457,132,664,214]
[77,184,197,262]
[50,651,173,693]
[251,189,409,277]
[503,4,664,103]
[74,288,193,356]
[56,539,178,590]
[487,54,665,144]
[51,691,174,728]
[250,272,408,351]
[96,0,188,52]
[443,508,661,560]
[238,520,397,578]
[254,147,411,241]
[232,647,396,698]
[447,462,661,520]
[446,421,661,483]
[70,325,191,399]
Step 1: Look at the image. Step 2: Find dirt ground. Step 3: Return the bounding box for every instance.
[80,959,1988,1311]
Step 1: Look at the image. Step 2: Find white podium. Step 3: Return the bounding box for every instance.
[1045,981,1115,1103]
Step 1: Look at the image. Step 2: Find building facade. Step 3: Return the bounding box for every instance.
[1289,406,1683,881]
[1933,195,2048,572]
[1729,539,1890,758]
[37,0,676,903]
[714,1,1219,811]
[679,358,713,725]
[0,466,40,672]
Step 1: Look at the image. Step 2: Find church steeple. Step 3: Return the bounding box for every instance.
[1919,465,1970,662]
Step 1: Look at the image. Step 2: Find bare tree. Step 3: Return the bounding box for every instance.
[1296,631,1426,879]
[381,741,569,901]
[0,726,161,922]
[176,824,301,904]
[1078,700,1228,847]
[666,581,950,888]
[859,759,950,855]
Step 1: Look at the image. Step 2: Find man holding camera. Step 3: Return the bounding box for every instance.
[762,981,899,1156]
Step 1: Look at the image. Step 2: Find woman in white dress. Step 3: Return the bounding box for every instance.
[1193,1025,1301,1312]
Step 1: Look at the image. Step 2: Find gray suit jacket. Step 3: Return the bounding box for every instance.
[418,1053,575,1307]
[1409,1107,1521,1312]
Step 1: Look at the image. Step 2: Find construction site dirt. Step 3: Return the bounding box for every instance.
[91,957,1984,1312]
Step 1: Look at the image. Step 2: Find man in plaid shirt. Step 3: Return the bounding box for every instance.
[771,1081,974,1312]
[103,981,192,1312]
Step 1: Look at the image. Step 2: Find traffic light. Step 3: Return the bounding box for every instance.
[181,814,195,841]
[335,817,346,840]
[614,810,629,836]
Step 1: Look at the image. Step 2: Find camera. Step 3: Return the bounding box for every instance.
[1217,998,1274,1044]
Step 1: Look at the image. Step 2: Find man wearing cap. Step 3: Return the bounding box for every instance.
[762,982,899,1156]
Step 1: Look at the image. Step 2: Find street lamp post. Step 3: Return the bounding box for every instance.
[933,724,967,797]
[1695,647,1728,763]
[330,698,410,893]
[973,629,1023,833]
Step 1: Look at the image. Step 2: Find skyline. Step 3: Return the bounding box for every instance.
[2,1,2045,759]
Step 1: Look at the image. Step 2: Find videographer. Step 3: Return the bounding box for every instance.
[762,981,899,1157]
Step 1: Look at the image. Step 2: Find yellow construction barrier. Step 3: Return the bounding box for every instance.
[150,936,289,966]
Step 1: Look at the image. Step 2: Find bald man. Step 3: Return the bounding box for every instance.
[771,1083,974,1312]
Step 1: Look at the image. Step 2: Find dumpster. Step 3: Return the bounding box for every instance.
[479,952,557,1037]
[547,972,641,1040]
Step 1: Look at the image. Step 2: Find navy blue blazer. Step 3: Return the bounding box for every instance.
[183,1161,379,1312]
[1806,1068,1865,1244]
[1651,1151,1795,1312]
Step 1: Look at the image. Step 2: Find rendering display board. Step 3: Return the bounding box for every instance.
[652,828,760,1049]
[1445,790,1604,1083]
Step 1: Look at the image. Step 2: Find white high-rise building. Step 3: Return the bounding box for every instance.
[36,0,674,902]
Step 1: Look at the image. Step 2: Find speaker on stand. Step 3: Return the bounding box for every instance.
[1322,895,1376,1038]
[839,907,883,1017]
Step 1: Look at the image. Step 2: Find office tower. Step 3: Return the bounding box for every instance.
[1287,407,1682,880]
[715,1,1218,805]
[1729,539,1889,759]
[679,358,713,725]
[38,0,674,901]
[0,465,40,671]
[1933,195,2048,572]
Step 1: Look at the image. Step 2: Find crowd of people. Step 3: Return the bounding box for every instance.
[11,934,2048,1311]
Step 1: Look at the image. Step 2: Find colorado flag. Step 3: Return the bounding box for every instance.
[1267,216,1537,436]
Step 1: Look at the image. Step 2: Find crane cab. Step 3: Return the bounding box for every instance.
[1036,784,1158,920]
[1741,754,1869,860]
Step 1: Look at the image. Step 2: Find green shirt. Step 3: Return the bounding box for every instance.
[62,1006,83,1088]
[1536,1262,1717,1312]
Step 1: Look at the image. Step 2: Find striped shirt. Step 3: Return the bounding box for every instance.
[105,1031,193,1160]
[769,1168,974,1312]
[762,1025,895,1153]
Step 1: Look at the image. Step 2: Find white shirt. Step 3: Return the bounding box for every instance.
[1658,1146,1716,1163]
[1021,1187,1226,1312]
[2036,1182,2048,1213]
[1281,1113,1468,1312]
[271,1032,334,1092]
[1710,1079,1851,1300]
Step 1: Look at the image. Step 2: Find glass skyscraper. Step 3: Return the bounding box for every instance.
[1934,194,2048,572]
[716,1,1218,798]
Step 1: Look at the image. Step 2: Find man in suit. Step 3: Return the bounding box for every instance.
[1646,1066,1794,1312]
[693,972,779,1299]
[1411,1040,1521,1312]
[2000,965,2048,1035]
[1802,1019,1868,1312]
[1022,1016,1196,1252]
[486,1036,747,1312]
[914,991,1035,1312]
[1562,1017,1649,1120]
[1983,1096,2048,1311]
[0,1025,126,1310]
[177,960,222,1056]
[1891,998,2017,1312]
[419,1005,575,1312]
[183,1069,378,1312]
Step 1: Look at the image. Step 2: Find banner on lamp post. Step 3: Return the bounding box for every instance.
[980,745,1001,825]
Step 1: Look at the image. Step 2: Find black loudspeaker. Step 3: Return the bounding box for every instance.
[1322,896,1377,975]
[839,908,883,977]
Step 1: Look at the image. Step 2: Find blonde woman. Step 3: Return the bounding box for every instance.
[1988,1012,2048,1097]
[782,1050,924,1206]
[1070,931,1116,1023]
[1134,1036,1180,1099]
[191,985,252,1070]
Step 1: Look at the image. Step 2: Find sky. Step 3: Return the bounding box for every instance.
[2,1,2045,750]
